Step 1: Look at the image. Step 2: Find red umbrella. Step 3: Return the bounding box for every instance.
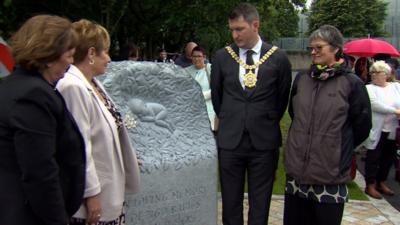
[0,38,14,77]
[343,38,400,57]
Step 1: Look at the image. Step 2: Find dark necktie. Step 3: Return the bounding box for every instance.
[245,50,255,91]
[246,49,255,67]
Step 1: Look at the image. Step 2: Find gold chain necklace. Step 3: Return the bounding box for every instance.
[225,46,278,88]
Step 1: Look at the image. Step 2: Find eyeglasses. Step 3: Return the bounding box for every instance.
[306,44,330,52]
[370,71,386,76]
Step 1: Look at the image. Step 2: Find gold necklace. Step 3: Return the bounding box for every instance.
[225,46,278,88]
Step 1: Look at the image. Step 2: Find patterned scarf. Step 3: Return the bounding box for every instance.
[310,59,345,80]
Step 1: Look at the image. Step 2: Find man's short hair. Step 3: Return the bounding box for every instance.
[229,3,259,23]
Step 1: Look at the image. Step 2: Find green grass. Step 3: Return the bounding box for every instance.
[218,111,369,201]
[347,181,369,200]
[271,111,291,196]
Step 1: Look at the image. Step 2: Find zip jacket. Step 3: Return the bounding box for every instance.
[285,63,371,185]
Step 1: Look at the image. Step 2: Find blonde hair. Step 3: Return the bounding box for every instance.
[11,15,77,71]
[72,19,110,64]
[370,61,392,79]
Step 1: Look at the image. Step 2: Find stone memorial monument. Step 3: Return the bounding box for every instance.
[100,61,218,225]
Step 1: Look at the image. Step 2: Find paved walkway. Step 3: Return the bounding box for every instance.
[217,171,400,225]
[356,150,400,211]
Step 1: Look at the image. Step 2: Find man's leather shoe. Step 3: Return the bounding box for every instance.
[377,182,395,196]
[365,184,383,199]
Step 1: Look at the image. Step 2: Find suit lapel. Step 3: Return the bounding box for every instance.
[257,42,271,83]
[230,44,247,97]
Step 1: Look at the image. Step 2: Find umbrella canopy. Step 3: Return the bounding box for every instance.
[0,37,14,77]
[343,38,400,58]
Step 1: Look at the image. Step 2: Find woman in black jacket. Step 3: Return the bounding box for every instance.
[0,15,85,225]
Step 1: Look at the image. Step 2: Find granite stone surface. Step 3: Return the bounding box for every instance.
[100,61,218,225]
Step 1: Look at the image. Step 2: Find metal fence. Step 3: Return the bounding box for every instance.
[272,37,400,52]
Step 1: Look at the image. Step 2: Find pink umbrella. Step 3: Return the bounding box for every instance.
[343,38,400,57]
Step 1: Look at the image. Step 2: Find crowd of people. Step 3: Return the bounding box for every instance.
[1,2,400,225]
[118,40,198,66]
[344,49,400,201]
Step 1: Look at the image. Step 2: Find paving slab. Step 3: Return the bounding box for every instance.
[217,170,400,225]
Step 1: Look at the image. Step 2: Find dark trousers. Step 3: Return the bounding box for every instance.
[365,132,397,184]
[283,193,344,225]
[218,132,278,225]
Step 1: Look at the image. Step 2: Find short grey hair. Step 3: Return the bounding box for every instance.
[309,25,344,49]
[370,60,392,76]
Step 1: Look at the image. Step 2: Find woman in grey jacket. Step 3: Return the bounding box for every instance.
[283,25,372,225]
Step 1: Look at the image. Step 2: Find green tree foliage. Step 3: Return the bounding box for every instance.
[308,0,387,37]
[291,0,307,7]
[0,0,302,58]
[265,0,301,38]
[0,0,16,38]
[116,0,302,56]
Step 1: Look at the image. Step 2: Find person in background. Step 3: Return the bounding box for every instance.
[354,57,370,84]
[120,42,140,61]
[175,42,198,67]
[385,58,400,183]
[56,19,140,225]
[0,15,86,225]
[185,46,216,131]
[284,25,371,225]
[211,3,292,225]
[363,61,400,199]
[344,54,355,69]
[155,48,173,63]
[385,58,399,81]
[373,53,391,62]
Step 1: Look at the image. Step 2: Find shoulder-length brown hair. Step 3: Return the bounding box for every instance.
[72,19,110,64]
[10,15,77,71]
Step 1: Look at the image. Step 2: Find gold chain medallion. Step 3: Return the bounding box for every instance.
[225,46,278,88]
[244,70,257,88]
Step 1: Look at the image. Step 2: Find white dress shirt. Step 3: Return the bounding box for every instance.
[238,36,262,89]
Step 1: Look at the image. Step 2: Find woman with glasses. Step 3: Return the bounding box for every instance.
[185,46,216,131]
[284,25,372,225]
[363,60,400,199]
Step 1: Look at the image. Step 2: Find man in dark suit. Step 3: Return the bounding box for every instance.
[155,49,173,63]
[211,3,292,225]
